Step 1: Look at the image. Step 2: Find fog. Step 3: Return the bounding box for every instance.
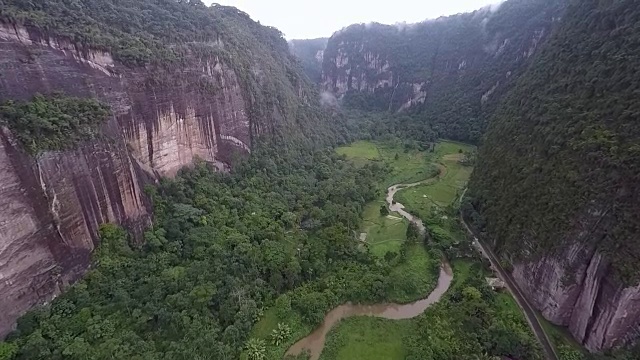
[208,0,505,39]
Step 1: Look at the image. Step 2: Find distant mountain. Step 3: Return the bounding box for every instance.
[321,0,566,142]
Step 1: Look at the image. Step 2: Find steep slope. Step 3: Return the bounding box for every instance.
[322,0,566,142]
[468,0,640,351]
[289,38,328,84]
[0,0,328,338]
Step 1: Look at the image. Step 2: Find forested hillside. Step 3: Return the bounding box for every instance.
[0,0,352,342]
[0,0,343,146]
[321,0,566,142]
[0,145,390,359]
[468,0,640,350]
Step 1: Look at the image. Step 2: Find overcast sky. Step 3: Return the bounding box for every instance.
[207,0,503,39]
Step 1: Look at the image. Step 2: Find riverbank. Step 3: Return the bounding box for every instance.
[284,160,454,359]
[282,141,467,359]
[247,140,544,360]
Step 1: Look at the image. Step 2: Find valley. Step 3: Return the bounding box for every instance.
[0,0,639,359]
[242,140,543,360]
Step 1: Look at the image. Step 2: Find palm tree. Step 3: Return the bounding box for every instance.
[245,338,266,360]
[271,323,292,346]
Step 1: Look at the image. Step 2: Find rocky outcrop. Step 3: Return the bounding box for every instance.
[0,21,262,337]
[0,22,253,177]
[325,49,393,95]
[0,123,150,338]
[509,204,640,350]
[321,0,566,117]
[513,246,640,350]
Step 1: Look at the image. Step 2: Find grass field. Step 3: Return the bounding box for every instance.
[395,141,475,220]
[319,317,410,360]
[336,140,445,259]
[310,140,469,360]
[387,244,439,303]
[336,140,438,187]
[360,201,408,257]
[335,141,380,163]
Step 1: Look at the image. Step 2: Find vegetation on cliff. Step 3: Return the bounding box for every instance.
[0,0,343,150]
[323,0,566,143]
[289,38,328,84]
[0,0,284,67]
[0,94,110,154]
[469,0,640,284]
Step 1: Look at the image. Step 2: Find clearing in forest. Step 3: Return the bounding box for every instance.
[395,141,475,221]
[336,140,438,256]
[311,140,474,360]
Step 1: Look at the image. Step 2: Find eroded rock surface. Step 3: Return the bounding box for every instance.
[0,21,260,337]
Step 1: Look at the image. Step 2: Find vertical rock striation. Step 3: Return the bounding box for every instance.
[0,122,150,337]
[0,20,272,337]
[0,22,253,176]
[320,0,567,143]
[469,0,640,351]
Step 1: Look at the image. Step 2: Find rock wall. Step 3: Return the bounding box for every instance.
[0,21,257,337]
[0,22,252,176]
[0,123,150,338]
[321,0,565,116]
[512,234,640,351]
[514,249,640,350]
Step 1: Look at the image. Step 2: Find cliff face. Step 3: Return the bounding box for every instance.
[469,0,640,351]
[511,216,640,351]
[0,121,150,338]
[0,22,253,176]
[0,16,305,337]
[289,38,328,84]
[321,0,566,142]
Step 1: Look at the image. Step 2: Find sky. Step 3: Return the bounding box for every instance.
[206,0,502,39]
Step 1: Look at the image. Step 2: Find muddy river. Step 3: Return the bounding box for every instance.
[285,175,454,360]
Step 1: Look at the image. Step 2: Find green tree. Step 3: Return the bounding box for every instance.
[380,205,389,217]
[275,294,292,320]
[0,343,17,360]
[245,338,266,360]
[271,323,291,346]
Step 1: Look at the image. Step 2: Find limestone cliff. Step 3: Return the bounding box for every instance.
[468,0,640,351]
[0,8,316,337]
[0,22,252,176]
[321,0,566,142]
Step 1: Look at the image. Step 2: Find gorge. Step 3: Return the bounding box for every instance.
[0,0,639,359]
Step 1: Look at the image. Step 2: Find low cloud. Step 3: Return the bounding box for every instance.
[320,91,338,107]
[489,1,505,12]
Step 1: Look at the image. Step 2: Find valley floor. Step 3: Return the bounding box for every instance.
[249,140,546,360]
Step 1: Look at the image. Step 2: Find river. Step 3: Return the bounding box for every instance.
[285,173,454,360]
